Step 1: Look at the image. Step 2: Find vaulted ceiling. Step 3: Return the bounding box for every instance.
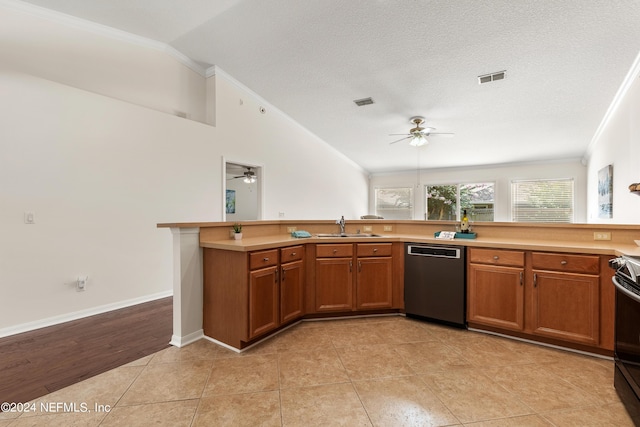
[19,0,640,173]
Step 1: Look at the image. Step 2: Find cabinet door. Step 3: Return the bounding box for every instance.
[280,260,304,324]
[315,258,353,312]
[356,257,393,310]
[248,266,279,339]
[531,271,599,346]
[468,264,524,331]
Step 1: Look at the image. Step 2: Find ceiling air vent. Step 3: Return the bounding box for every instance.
[478,70,506,84]
[353,97,374,106]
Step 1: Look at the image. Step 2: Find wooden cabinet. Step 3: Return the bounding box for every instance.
[203,245,305,349]
[248,264,278,339]
[314,243,394,313]
[315,244,354,312]
[468,248,525,331]
[468,248,610,351]
[279,246,305,324]
[356,244,393,310]
[248,248,280,339]
[313,243,402,313]
[530,252,600,346]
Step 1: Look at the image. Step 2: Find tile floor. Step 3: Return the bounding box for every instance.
[0,315,638,426]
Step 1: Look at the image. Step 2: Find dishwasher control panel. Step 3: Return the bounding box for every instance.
[407,245,461,258]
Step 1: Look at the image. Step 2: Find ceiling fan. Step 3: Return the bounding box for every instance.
[230,167,257,183]
[389,116,453,146]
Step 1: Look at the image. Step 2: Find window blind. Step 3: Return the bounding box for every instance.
[374,187,413,220]
[511,179,574,223]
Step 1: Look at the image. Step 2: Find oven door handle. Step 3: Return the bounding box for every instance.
[613,276,640,303]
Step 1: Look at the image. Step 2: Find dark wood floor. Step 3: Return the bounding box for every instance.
[0,297,172,406]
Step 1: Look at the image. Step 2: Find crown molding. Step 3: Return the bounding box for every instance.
[0,0,207,76]
[584,50,640,160]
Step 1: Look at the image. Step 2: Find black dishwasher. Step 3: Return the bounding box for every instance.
[404,243,466,328]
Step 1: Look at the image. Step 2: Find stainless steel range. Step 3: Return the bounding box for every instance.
[610,255,640,420]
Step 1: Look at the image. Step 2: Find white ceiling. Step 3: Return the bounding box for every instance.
[19,0,640,173]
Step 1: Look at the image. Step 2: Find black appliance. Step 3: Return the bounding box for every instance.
[610,255,640,421]
[404,243,466,328]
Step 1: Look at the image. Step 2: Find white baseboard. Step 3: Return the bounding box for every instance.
[0,290,173,338]
[170,329,204,348]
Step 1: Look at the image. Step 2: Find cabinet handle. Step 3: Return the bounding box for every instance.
[533,273,537,287]
[520,271,523,286]
[275,269,279,283]
[349,260,352,272]
[358,261,362,272]
[291,252,297,256]
[333,249,338,254]
[493,255,499,260]
[281,267,286,281]
[560,260,568,265]
[373,248,378,253]
[263,257,269,262]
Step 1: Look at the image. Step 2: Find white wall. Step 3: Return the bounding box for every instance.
[213,71,369,221]
[370,159,588,222]
[0,2,207,122]
[586,57,640,224]
[0,71,218,332]
[0,6,369,334]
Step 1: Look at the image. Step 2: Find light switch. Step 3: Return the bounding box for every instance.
[24,212,35,224]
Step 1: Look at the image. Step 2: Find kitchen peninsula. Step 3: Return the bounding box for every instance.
[159,220,640,354]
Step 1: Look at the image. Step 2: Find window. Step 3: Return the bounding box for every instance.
[426,185,457,220]
[374,187,413,219]
[426,183,494,221]
[511,179,574,222]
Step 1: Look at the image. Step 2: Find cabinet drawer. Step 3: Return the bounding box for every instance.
[316,244,353,258]
[357,243,392,257]
[281,245,304,262]
[469,248,525,267]
[531,252,599,274]
[249,249,278,270]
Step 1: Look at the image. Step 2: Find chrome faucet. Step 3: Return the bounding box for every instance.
[336,215,346,234]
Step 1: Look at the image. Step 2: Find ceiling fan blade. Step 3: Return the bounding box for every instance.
[426,132,455,136]
[389,136,412,145]
[388,133,411,136]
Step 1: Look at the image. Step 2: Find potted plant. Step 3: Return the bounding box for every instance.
[232,223,243,240]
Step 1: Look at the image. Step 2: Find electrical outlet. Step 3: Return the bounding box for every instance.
[383,225,393,232]
[363,226,373,232]
[594,232,611,241]
[279,212,285,218]
[287,227,297,233]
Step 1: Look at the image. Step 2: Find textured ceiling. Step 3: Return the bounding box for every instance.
[19,0,640,173]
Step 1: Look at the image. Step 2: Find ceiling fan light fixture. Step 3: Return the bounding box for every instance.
[409,135,428,147]
[242,168,257,183]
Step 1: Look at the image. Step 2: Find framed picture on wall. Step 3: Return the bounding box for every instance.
[598,164,613,218]
[226,189,236,214]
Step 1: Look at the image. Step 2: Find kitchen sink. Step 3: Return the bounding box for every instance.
[315,233,383,238]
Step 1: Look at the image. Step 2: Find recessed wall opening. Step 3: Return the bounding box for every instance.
[223,159,263,221]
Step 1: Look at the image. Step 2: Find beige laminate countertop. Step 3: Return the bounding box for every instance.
[200,233,640,257]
